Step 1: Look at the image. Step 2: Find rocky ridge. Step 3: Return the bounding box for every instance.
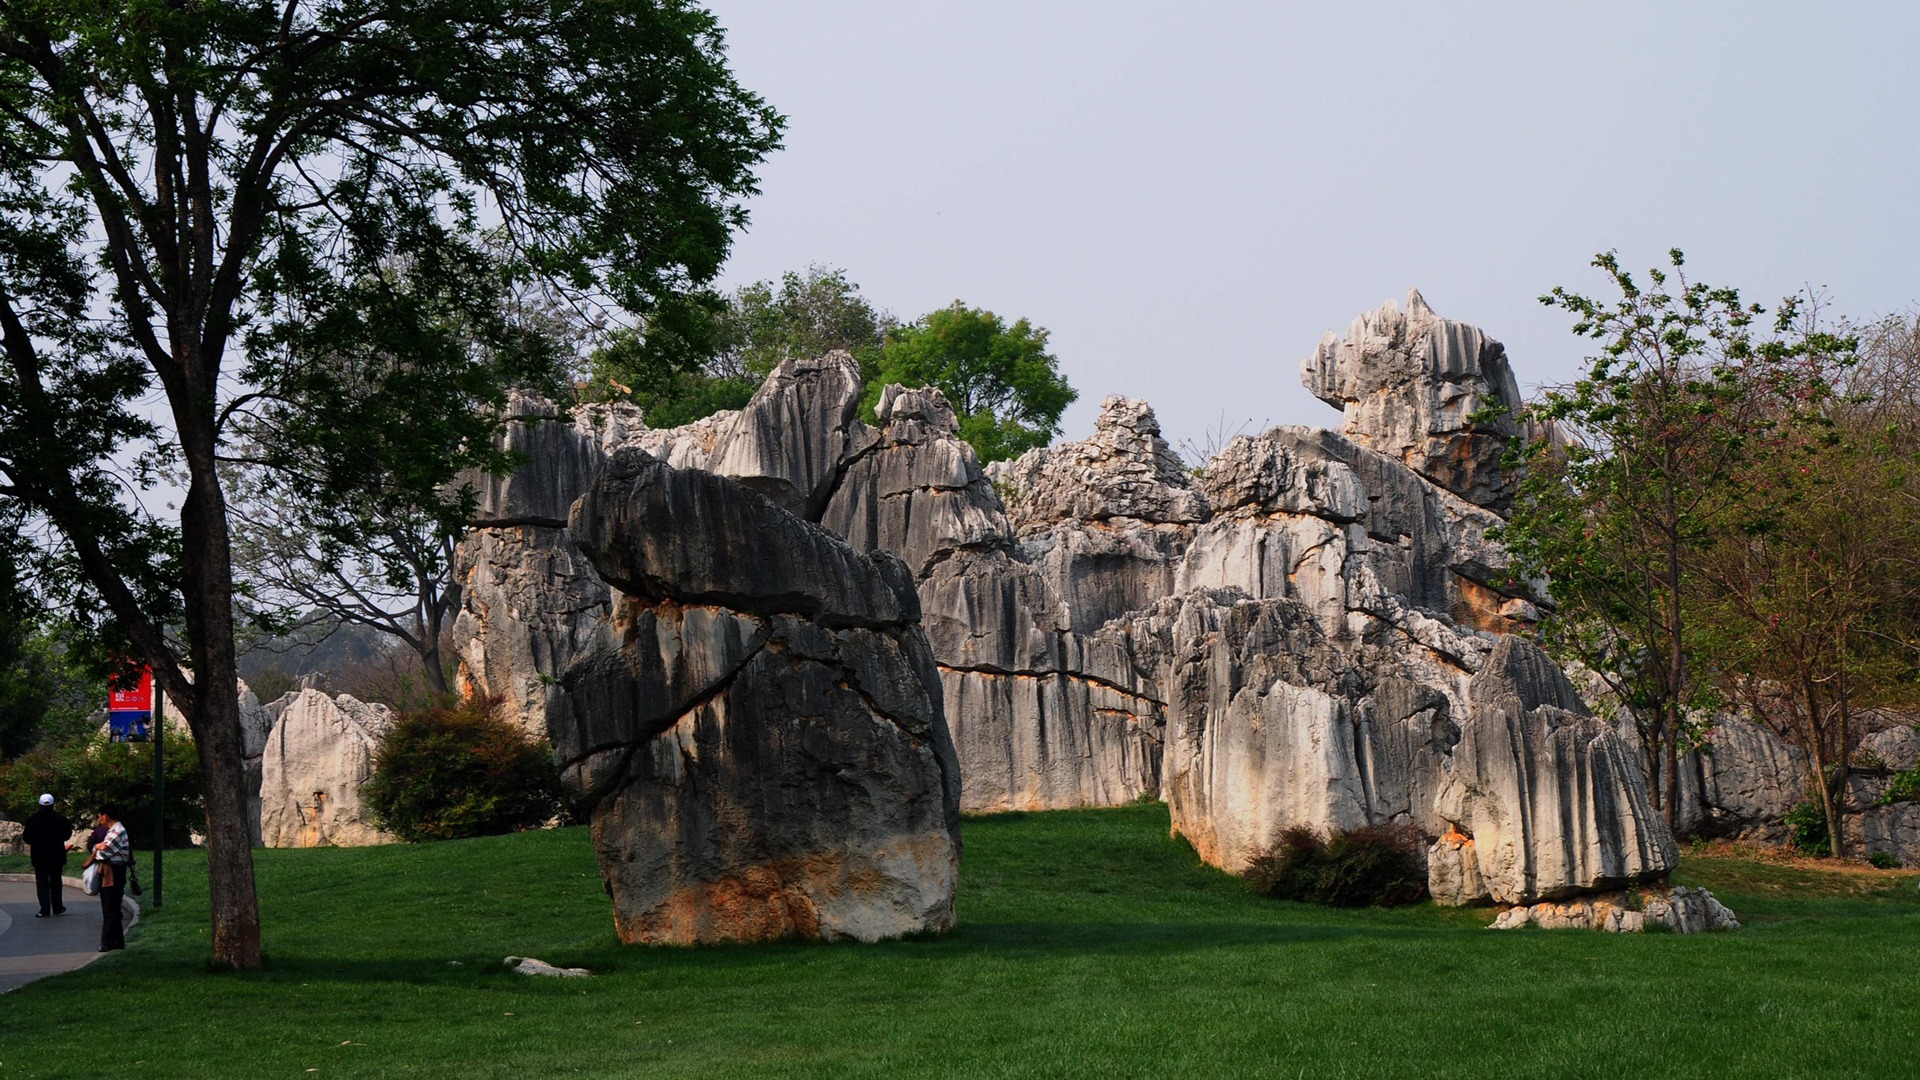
[453,295,1707,922]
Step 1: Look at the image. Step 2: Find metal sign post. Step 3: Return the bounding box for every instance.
[152,681,163,909]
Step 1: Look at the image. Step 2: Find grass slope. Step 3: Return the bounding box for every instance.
[2,803,1916,1079]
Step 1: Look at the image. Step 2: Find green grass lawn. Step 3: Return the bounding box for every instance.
[3,803,1916,1079]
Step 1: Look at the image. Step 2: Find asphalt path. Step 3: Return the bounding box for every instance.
[0,876,107,994]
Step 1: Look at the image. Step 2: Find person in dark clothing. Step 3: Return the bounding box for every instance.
[21,793,73,917]
[85,806,132,951]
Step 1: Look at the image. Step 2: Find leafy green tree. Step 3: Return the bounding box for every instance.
[226,245,579,699]
[0,620,95,760]
[1504,251,1768,824]
[0,2,779,969]
[589,265,890,425]
[1693,305,1920,856]
[867,302,1077,463]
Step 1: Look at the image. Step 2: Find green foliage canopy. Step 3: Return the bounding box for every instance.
[589,265,890,427]
[1502,250,1772,819]
[866,302,1077,462]
[0,730,204,847]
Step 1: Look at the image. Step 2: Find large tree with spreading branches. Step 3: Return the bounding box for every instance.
[0,1,781,969]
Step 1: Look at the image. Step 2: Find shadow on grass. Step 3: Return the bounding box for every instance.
[95,917,1459,992]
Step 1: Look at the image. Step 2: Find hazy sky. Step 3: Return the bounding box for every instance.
[702,0,1920,451]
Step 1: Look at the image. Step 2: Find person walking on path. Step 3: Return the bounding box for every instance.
[21,794,72,918]
[84,807,131,952]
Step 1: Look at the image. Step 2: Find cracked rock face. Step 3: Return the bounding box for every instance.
[1434,639,1676,904]
[257,689,398,849]
[456,292,1682,912]
[1301,289,1525,513]
[557,449,961,945]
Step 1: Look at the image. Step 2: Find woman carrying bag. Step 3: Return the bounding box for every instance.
[85,807,132,952]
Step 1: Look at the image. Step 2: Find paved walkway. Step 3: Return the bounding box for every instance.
[0,877,107,994]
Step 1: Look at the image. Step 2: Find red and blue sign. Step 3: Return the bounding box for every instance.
[108,667,153,741]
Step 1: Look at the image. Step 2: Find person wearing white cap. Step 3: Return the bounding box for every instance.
[22,793,74,917]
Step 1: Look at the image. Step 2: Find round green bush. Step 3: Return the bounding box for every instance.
[363,696,566,842]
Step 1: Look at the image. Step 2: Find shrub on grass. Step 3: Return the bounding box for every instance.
[1784,799,1832,857]
[0,731,204,845]
[1867,851,1900,870]
[363,696,565,842]
[1244,822,1428,907]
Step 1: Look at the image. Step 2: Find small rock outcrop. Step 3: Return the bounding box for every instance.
[1490,885,1740,933]
[558,449,961,945]
[1301,289,1526,513]
[257,689,398,848]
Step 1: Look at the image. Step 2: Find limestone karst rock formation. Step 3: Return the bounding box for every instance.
[1301,288,1528,513]
[454,393,649,739]
[1641,710,1920,867]
[256,688,398,848]
[453,296,1692,914]
[558,449,961,944]
[1430,639,1676,903]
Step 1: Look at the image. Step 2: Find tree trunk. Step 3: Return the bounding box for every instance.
[1642,713,1665,812]
[1831,679,1854,860]
[179,420,263,971]
[1664,534,1686,831]
[1664,710,1681,831]
[1802,677,1843,861]
[418,640,449,696]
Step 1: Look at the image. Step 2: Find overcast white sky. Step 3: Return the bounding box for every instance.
[702,0,1920,450]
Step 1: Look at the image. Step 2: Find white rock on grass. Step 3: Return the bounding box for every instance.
[505,956,593,978]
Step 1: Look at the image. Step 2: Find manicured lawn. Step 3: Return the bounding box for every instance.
[2,803,1915,1079]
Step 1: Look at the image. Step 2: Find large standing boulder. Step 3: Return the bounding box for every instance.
[557,449,961,945]
[1432,639,1677,904]
[257,689,398,848]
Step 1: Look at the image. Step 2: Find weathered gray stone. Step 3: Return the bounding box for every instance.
[1844,803,1920,868]
[572,449,917,630]
[837,394,1174,814]
[820,385,1009,578]
[1698,716,1808,832]
[557,449,960,945]
[1433,638,1677,904]
[707,351,867,518]
[991,396,1208,532]
[1489,885,1738,933]
[467,392,648,526]
[257,689,397,849]
[1861,723,1920,772]
[453,525,612,739]
[1301,289,1526,512]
